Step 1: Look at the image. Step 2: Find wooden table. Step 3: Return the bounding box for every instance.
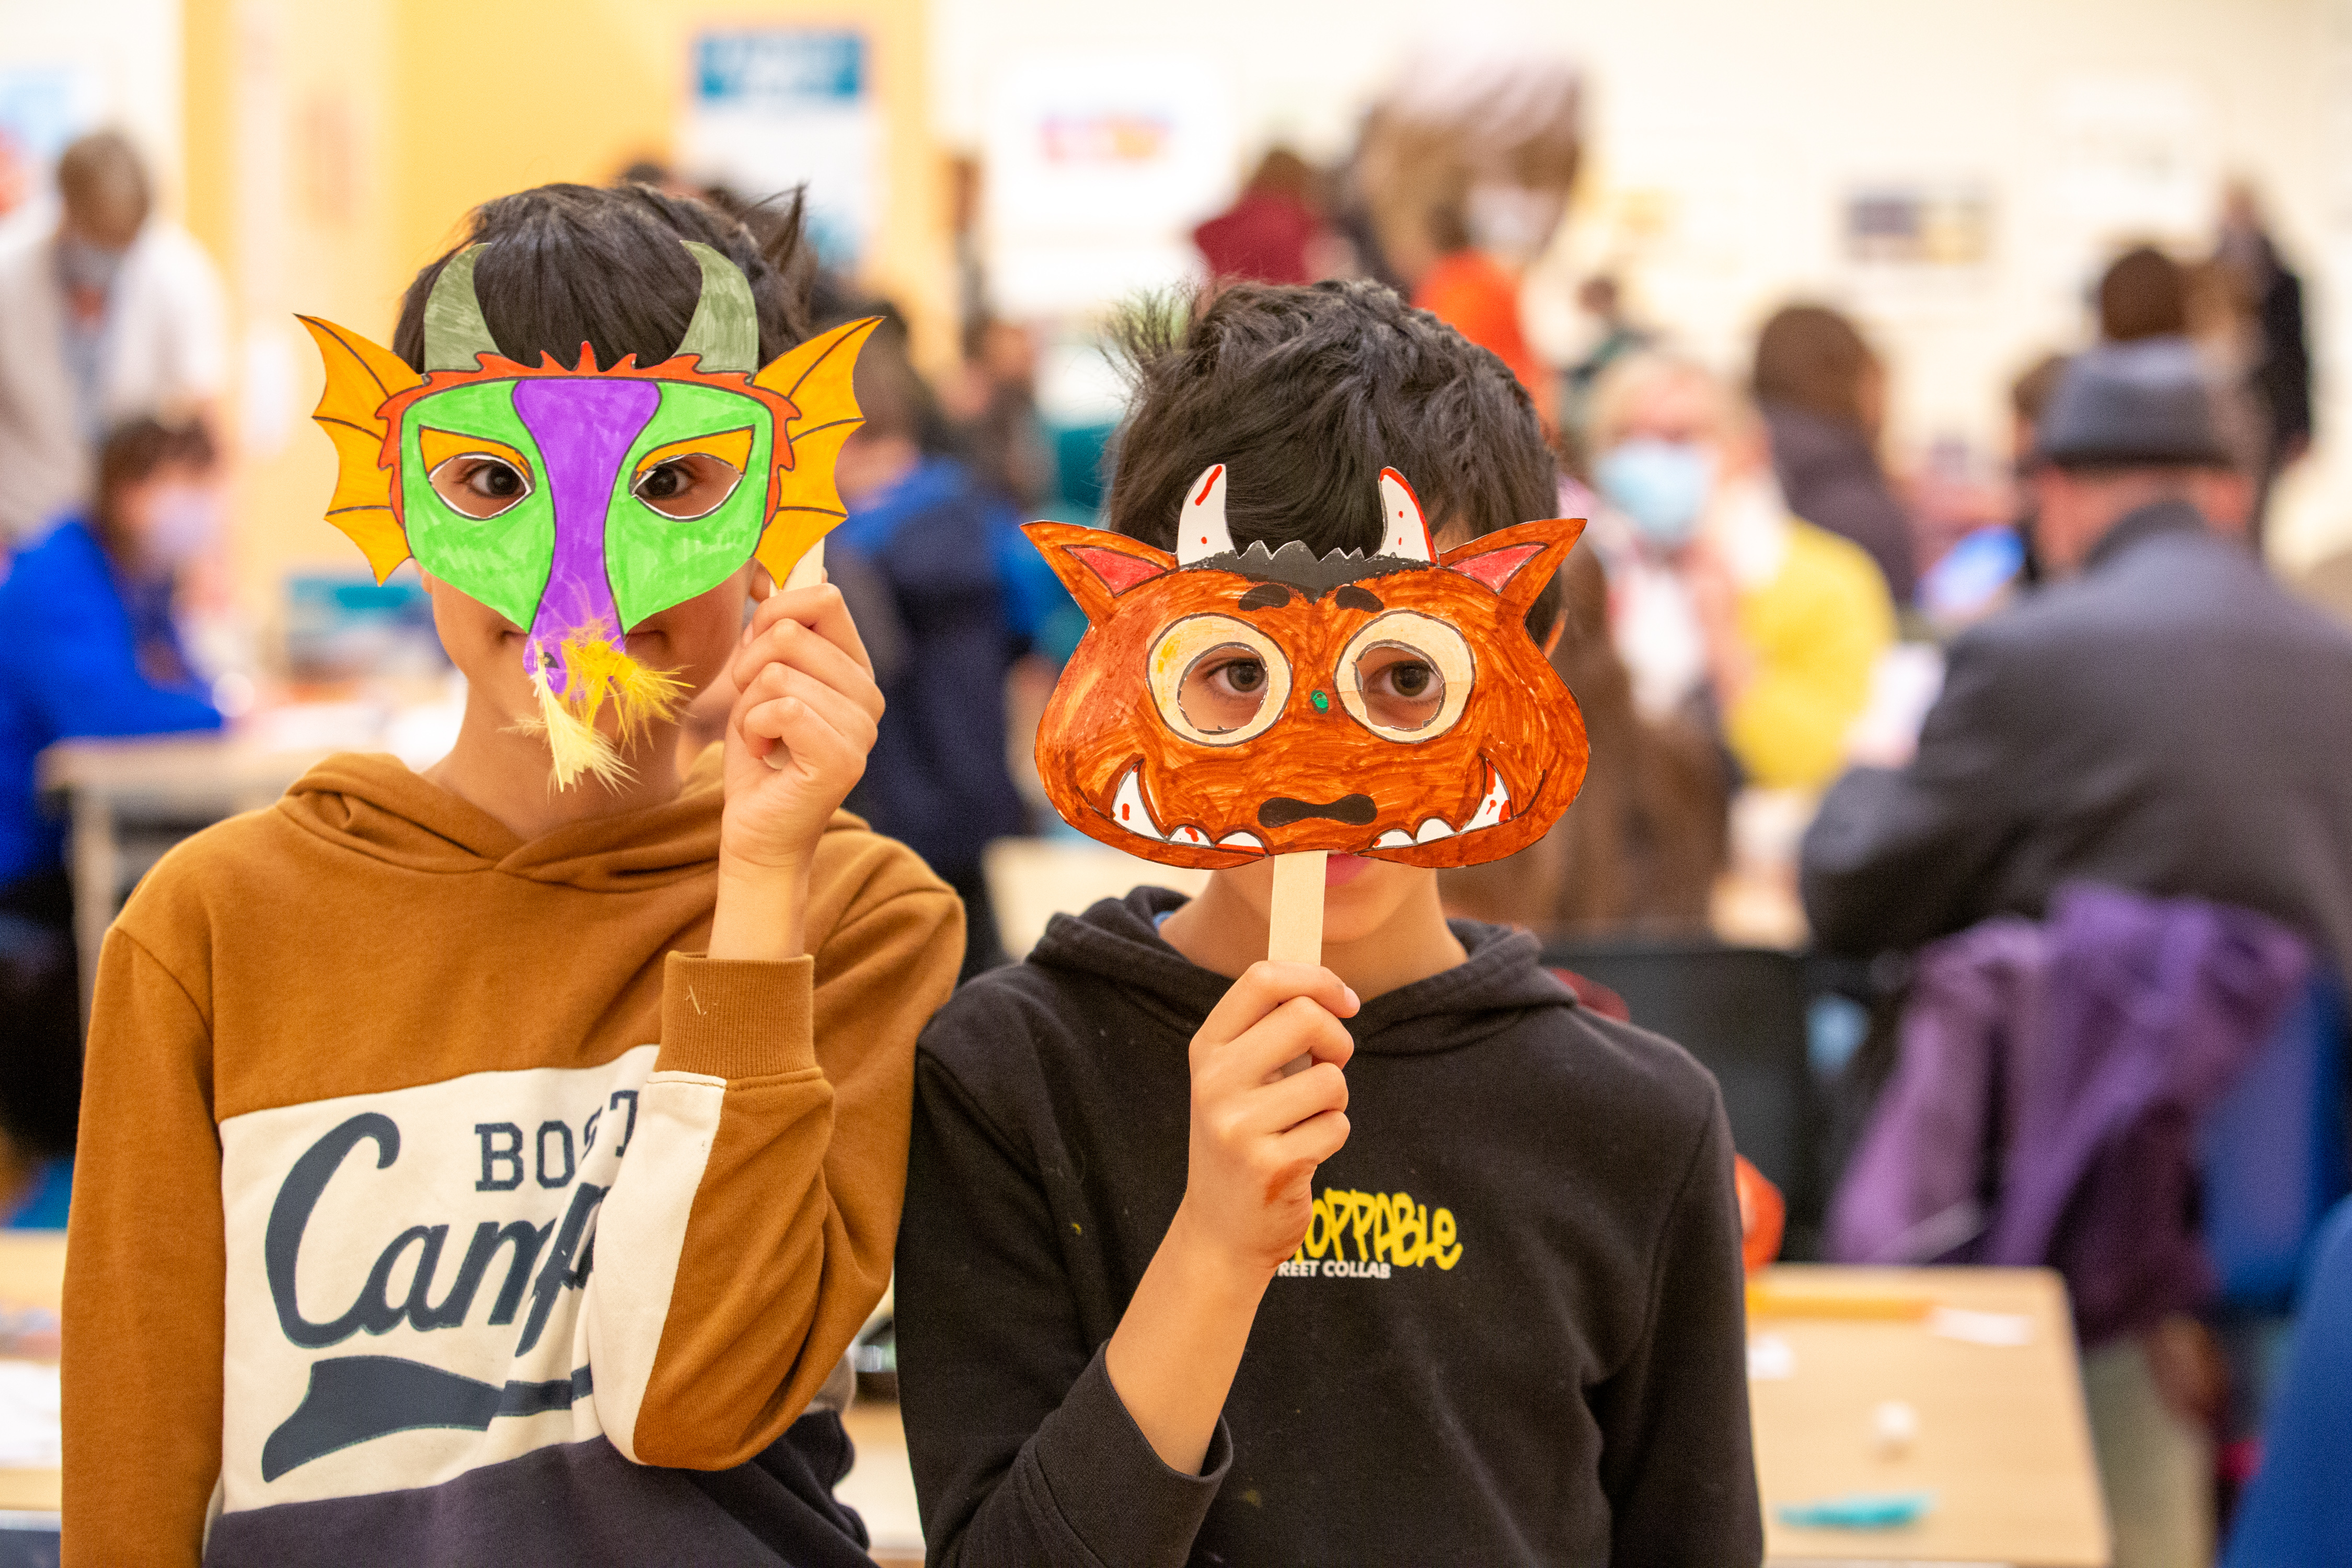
[37,735,332,1012]
[1749,1264,2109,1566]
[0,1233,65,1518]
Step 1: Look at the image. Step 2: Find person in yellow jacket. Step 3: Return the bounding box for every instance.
[1587,352,1896,791]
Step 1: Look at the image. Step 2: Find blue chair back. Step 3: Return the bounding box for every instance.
[2222,1196,2352,1567]
[2201,972,2351,1309]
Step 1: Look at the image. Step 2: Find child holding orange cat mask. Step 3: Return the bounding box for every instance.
[893,282,1761,1565]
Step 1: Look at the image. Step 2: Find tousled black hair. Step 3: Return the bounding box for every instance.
[391,183,813,373]
[1105,279,1561,634]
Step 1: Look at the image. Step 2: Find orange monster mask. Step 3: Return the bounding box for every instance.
[1028,464,1589,870]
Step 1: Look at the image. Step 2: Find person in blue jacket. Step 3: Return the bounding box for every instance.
[826,317,1033,978]
[0,414,222,1155]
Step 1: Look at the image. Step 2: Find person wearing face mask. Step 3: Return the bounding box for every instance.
[1587,352,1896,792]
[0,418,224,947]
[0,130,229,543]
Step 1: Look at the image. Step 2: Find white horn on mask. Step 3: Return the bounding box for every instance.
[1177,463,1236,564]
[1377,468,1435,562]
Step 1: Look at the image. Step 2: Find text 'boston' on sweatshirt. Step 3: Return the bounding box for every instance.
[62,747,963,1566]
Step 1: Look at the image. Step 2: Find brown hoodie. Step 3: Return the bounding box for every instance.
[61,748,962,1566]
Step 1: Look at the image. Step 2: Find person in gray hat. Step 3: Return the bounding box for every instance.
[1800,334,2352,962]
[1801,335,2352,1568]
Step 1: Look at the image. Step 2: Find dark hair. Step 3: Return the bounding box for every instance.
[2097,245,2188,342]
[2010,351,2069,426]
[1107,280,1560,632]
[391,183,813,373]
[1110,279,1552,527]
[1752,303,1876,429]
[93,416,216,561]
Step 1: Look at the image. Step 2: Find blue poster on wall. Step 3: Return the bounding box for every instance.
[682,30,877,268]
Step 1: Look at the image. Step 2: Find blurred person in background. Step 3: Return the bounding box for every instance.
[940,316,1053,511]
[831,316,1029,977]
[0,416,224,1155]
[1440,541,1728,934]
[2213,182,2312,547]
[1804,337,2352,980]
[2099,245,2267,514]
[1409,181,1553,424]
[2009,352,2070,584]
[1752,303,1916,603]
[1558,273,1651,454]
[0,130,228,542]
[1192,146,1329,286]
[1802,332,2351,1568]
[1587,353,1895,793]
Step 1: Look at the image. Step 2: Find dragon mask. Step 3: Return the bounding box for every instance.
[299,242,878,787]
[1028,465,1589,870]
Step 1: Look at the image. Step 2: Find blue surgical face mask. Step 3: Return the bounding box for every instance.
[1596,439,1714,548]
[56,235,127,296]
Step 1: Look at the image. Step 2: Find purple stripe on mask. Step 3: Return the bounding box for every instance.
[512,378,661,696]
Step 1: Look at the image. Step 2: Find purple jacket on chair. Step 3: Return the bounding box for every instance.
[1829,883,2310,1345]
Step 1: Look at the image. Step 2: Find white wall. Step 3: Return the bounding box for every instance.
[0,0,182,216]
[934,0,2352,566]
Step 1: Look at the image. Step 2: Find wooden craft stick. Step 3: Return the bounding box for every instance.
[782,537,826,593]
[1267,850,1328,965]
[1267,850,1327,1077]
[766,541,829,771]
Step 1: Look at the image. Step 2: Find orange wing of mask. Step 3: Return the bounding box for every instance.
[749,315,884,584]
[296,315,428,584]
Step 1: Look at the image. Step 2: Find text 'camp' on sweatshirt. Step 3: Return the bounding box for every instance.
[894,887,1763,1568]
[62,748,963,1567]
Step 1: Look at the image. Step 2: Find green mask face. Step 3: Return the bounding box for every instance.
[300,239,879,787]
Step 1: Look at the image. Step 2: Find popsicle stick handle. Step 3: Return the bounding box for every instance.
[766,540,829,770]
[1267,850,1327,1077]
[1267,850,1327,965]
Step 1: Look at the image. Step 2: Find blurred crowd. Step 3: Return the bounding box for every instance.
[0,61,2344,1564]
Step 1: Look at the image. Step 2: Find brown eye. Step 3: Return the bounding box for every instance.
[1149,614,1292,746]
[1359,647,1443,729]
[428,454,533,520]
[632,452,743,520]
[1181,649,1272,734]
[1338,612,1473,742]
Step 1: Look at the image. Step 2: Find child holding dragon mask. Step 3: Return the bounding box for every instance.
[62,183,962,1567]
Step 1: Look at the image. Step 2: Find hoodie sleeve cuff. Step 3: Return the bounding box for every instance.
[1019,1346,1230,1567]
[656,951,816,1080]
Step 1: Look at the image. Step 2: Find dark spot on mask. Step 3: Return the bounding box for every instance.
[1237,583,1291,611]
[1258,794,1378,828]
[1334,584,1383,613]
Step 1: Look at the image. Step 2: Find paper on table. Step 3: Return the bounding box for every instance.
[1747,1333,1796,1380]
[1927,1305,2033,1346]
[0,1362,61,1469]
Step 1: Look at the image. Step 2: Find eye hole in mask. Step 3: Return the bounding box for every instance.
[420,428,535,520]
[631,427,754,520]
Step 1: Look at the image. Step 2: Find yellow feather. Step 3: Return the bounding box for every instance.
[751,316,882,583]
[298,315,425,583]
[512,632,689,790]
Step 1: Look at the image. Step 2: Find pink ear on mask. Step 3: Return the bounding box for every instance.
[1069,546,1169,595]
[1446,542,1545,593]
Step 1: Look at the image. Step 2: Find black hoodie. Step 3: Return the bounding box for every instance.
[895,888,1762,1567]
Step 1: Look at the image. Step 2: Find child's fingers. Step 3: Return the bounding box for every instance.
[1271,1106,1352,1168]
[740,690,869,782]
[732,614,883,720]
[1234,1059,1349,1137]
[1208,996,1354,1092]
[746,580,876,682]
[733,663,879,757]
[1197,962,1359,1053]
